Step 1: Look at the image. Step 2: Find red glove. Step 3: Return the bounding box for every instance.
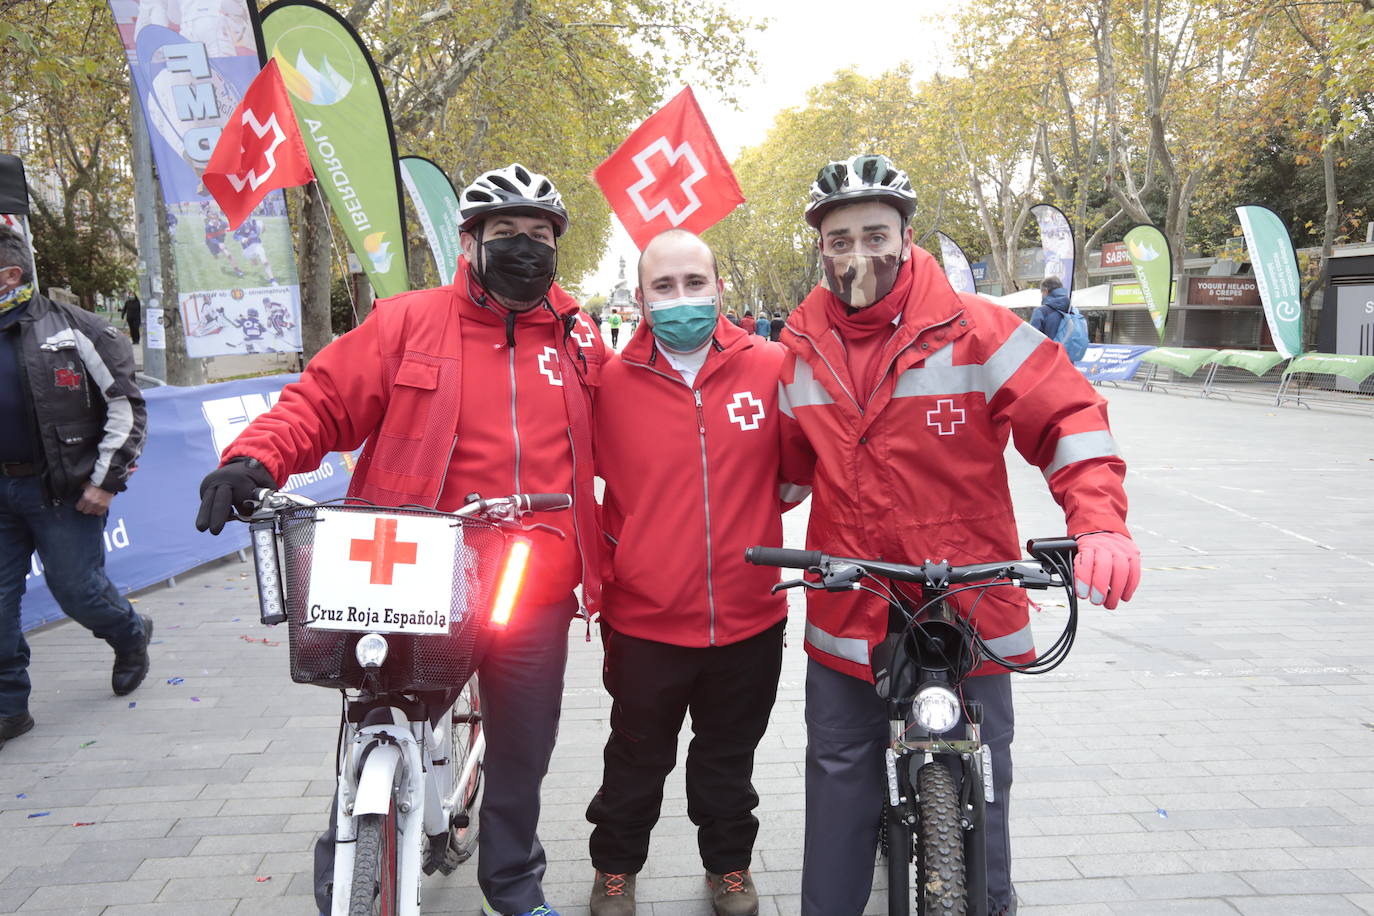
[1074,531,1140,610]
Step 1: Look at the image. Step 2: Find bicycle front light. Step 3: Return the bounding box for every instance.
[912,684,962,734]
[249,520,286,626]
[355,633,389,669]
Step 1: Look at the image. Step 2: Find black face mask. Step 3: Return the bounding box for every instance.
[478,233,557,308]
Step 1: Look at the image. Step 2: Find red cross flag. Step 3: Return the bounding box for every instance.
[203,58,315,230]
[594,86,744,249]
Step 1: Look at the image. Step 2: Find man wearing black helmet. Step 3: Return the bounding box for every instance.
[193,164,604,916]
[777,155,1141,915]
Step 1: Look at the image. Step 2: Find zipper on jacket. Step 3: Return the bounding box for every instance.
[790,327,860,411]
[430,434,460,509]
[567,425,594,641]
[508,347,522,491]
[693,387,719,645]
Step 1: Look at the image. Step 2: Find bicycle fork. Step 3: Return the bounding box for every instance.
[331,717,427,916]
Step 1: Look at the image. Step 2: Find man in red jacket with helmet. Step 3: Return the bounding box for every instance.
[585,229,808,916]
[779,155,1141,915]
[194,164,603,916]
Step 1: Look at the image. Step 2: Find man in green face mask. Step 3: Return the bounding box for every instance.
[585,229,812,916]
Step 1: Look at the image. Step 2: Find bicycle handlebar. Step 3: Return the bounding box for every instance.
[238,490,573,522]
[743,546,823,569]
[744,538,1077,589]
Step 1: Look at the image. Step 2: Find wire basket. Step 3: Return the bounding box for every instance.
[274,504,510,691]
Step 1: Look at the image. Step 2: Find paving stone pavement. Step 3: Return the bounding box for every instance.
[1,386,1372,915]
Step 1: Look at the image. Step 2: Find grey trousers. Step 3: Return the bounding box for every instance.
[314,596,576,915]
[801,659,1015,916]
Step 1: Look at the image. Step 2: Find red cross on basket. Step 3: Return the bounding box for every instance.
[349,518,418,585]
[926,398,966,436]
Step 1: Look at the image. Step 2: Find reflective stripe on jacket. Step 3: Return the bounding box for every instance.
[595,316,806,647]
[779,246,1128,682]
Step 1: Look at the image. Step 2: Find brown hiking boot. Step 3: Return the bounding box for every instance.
[589,870,635,916]
[705,869,758,916]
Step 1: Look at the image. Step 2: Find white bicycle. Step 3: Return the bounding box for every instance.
[239,489,570,916]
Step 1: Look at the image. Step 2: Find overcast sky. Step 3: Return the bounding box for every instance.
[580,0,957,296]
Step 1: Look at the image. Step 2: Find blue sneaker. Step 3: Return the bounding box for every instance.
[480,895,560,916]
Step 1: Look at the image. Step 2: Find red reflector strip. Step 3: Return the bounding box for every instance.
[489,538,531,628]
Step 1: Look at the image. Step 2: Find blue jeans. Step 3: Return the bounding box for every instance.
[0,475,145,717]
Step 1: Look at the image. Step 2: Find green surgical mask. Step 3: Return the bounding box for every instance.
[647,295,717,352]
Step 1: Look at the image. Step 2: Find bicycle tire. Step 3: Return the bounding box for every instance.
[349,809,398,916]
[915,761,966,914]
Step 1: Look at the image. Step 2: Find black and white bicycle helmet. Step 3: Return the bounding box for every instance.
[459,163,569,237]
[804,154,917,228]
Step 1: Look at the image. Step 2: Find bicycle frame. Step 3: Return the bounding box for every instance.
[745,538,1077,916]
[331,702,454,916]
[235,489,567,916]
[879,591,990,916]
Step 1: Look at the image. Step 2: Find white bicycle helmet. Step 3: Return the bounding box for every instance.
[804,154,917,228]
[459,163,569,237]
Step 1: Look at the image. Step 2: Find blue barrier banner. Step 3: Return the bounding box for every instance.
[1076,344,1155,381]
[20,374,355,632]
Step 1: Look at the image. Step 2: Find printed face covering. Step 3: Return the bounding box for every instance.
[821,252,901,308]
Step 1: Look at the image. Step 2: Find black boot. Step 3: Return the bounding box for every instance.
[112,615,153,696]
[0,712,34,748]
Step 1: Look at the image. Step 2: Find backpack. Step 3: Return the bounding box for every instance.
[1052,306,1090,362]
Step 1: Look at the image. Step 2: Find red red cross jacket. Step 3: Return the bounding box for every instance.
[780,245,1129,681]
[595,316,810,647]
[222,258,606,612]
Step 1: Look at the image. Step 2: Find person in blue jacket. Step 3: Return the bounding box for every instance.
[1030,276,1070,339]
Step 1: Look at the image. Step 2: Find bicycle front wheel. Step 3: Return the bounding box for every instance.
[349,807,399,916]
[915,761,966,914]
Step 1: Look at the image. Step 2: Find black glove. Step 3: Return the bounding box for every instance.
[195,457,276,535]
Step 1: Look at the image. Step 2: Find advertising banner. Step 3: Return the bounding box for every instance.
[1139,347,1219,377]
[1099,241,1130,268]
[1236,204,1303,358]
[1075,344,1155,381]
[1123,224,1172,342]
[936,232,977,294]
[399,156,463,284]
[19,375,356,633]
[1209,349,1287,376]
[1282,352,1374,384]
[107,0,304,359]
[1186,276,1261,307]
[262,0,410,298]
[1031,203,1075,295]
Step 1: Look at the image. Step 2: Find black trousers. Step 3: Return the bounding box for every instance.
[587,619,785,875]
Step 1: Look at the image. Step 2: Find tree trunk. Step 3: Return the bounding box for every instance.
[153,189,203,386]
[298,183,333,361]
[1304,131,1341,352]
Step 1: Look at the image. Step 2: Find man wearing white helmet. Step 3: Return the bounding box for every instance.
[194,164,604,916]
[777,154,1141,914]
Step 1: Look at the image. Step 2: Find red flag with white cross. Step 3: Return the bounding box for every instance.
[594,86,744,249]
[203,58,315,230]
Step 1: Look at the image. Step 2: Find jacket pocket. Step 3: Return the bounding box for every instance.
[56,420,102,447]
[379,357,440,441]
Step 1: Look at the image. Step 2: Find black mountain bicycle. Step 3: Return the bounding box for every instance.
[746,538,1080,916]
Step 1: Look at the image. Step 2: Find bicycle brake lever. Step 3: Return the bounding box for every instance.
[518,520,565,539]
[771,577,825,594]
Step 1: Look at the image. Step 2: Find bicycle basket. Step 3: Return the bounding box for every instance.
[275,504,510,691]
